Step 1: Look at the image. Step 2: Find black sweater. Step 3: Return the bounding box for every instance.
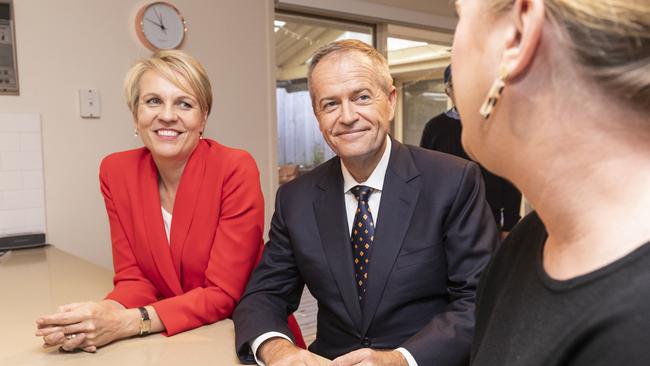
[471,212,650,365]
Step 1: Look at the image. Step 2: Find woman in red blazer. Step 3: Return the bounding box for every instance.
[36,50,304,352]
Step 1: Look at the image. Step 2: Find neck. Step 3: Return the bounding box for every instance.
[525,139,650,247]
[153,156,187,195]
[341,138,387,183]
[506,86,650,279]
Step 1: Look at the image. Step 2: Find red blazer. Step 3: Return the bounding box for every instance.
[100,139,304,345]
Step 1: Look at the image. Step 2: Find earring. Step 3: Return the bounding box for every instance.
[199,131,204,140]
[134,129,139,137]
[479,67,509,119]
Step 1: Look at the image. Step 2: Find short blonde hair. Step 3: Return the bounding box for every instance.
[490,0,650,111]
[307,39,393,99]
[124,50,213,116]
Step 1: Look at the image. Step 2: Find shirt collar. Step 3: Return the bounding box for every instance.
[445,107,460,120]
[341,138,391,194]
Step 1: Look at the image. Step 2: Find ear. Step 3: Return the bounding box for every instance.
[501,0,545,80]
[201,112,208,130]
[387,85,397,120]
[132,113,139,134]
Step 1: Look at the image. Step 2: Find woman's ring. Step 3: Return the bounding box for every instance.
[65,334,77,340]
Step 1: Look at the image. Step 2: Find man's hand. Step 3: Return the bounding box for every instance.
[331,348,408,366]
[258,337,321,366]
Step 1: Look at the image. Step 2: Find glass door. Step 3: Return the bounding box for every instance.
[386,25,452,146]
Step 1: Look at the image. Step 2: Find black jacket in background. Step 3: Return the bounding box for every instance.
[420,112,522,231]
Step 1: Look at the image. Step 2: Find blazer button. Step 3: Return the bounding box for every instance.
[361,337,371,347]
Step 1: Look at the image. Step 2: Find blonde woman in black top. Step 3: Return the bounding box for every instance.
[451,0,650,364]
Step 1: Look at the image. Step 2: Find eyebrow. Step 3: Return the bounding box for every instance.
[140,92,197,102]
[317,87,372,105]
[352,88,372,96]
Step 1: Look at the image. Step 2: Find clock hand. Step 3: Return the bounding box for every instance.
[154,8,166,31]
[144,17,163,28]
[154,8,163,23]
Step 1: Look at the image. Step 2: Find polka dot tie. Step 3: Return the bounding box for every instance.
[350,185,375,302]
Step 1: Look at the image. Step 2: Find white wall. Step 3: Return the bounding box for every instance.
[0,0,277,269]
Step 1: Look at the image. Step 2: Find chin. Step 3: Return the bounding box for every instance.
[337,147,375,161]
[460,134,477,159]
[465,148,477,161]
[149,145,184,159]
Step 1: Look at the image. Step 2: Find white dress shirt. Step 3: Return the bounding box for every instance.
[251,139,417,366]
[161,206,172,243]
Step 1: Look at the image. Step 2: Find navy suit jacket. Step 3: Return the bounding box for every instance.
[234,138,498,365]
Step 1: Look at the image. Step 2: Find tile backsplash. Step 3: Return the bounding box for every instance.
[0,114,46,237]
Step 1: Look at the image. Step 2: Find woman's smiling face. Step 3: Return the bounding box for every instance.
[134,70,207,162]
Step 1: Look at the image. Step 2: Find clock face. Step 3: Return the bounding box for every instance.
[137,2,186,50]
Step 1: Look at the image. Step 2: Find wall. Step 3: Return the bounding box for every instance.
[0,0,277,269]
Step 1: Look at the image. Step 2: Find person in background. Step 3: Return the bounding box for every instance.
[421,65,521,237]
[234,39,497,366]
[452,0,650,364]
[278,164,301,185]
[35,50,304,352]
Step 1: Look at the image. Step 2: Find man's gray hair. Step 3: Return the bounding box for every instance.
[307,39,393,100]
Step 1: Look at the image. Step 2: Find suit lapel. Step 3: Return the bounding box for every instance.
[138,154,183,295]
[361,139,420,335]
[314,159,363,331]
[169,141,207,279]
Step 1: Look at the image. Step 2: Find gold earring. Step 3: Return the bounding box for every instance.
[479,67,509,119]
[134,129,139,137]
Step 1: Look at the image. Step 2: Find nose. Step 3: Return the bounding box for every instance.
[158,104,178,122]
[339,100,358,125]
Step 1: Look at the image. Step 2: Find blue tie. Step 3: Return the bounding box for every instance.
[350,185,375,302]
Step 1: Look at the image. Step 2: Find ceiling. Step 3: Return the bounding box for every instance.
[275,14,374,80]
[360,0,457,18]
[276,0,458,31]
[274,2,455,82]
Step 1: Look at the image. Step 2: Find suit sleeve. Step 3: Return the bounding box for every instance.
[401,161,498,366]
[101,159,162,307]
[151,153,265,336]
[233,185,305,364]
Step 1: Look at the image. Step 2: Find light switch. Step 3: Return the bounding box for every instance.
[79,89,100,118]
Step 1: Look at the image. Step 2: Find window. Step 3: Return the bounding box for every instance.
[274,16,454,180]
[275,13,373,183]
[386,25,452,146]
[401,79,448,146]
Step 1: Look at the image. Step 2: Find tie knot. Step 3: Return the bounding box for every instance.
[351,185,373,201]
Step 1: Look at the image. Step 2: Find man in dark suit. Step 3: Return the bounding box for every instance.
[421,65,522,236]
[234,40,498,366]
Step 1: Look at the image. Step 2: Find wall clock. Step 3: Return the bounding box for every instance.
[135,2,186,50]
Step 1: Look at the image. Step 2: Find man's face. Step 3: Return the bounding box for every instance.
[310,51,396,164]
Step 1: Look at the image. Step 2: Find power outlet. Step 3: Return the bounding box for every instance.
[79,89,100,118]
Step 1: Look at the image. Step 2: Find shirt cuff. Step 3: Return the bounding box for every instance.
[251,331,293,366]
[396,347,418,366]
